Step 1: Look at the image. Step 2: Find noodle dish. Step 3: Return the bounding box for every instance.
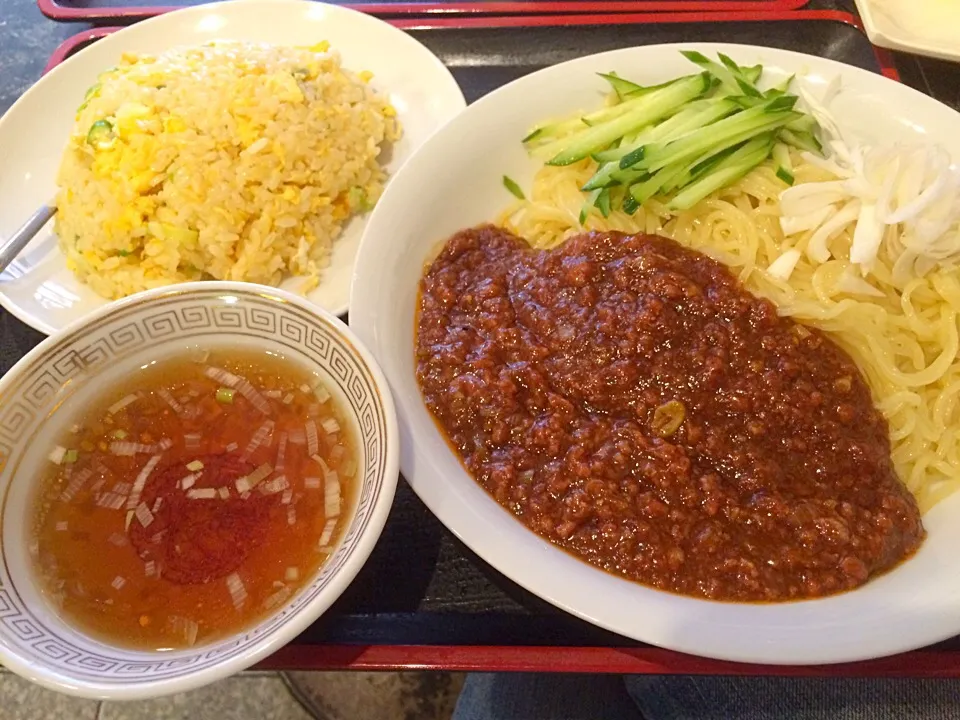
[350,43,960,665]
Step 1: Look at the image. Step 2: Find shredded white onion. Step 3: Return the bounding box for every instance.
[287,506,296,525]
[261,475,289,495]
[127,455,162,510]
[263,585,292,610]
[186,488,217,499]
[48,446,67,465]
[321,417,340,435]
[135,502,155,528]
[96,491,127,510]
[218,487,230,500]
[275,433,288,473]
[314,383,330,404]
[281,488,293,505]
[60,467,93,502]
[55,521,68,532]
[766,249,802,281]
[304,477,321,490]
[241,420,275,460]
[108,532,127,547]
[144,560,157,577]
[318,518,337,547]
[108,394,137,415]
[168,615,199,646]
[111,576,126,591]
[306,420,319,457]
[781,77,960,278]
[180,473,200,490]
[226,572,247,609]
[324,474,341,518]
[285,566,299,581]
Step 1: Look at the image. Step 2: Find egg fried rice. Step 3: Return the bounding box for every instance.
[55,40,401,299]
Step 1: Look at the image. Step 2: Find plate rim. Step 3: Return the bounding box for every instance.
[350,40,960,666]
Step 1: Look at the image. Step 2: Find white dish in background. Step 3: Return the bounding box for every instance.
[854,0,960,63]
[350,42,960,666]
[0,0,466,335]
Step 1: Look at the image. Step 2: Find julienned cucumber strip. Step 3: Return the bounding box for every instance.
[682,51,762,98]
[780,127,823,154]
[623,103,800,174]
[583,99,739,190]
[772,142,793,185]
[598,72,644,99]
[615,99,741,171]
[668,135,776,210]
[784,114,818,134]
[543,73,711,166]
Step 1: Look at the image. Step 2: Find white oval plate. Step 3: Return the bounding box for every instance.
[350,43,960,665]
[0,0,465,335]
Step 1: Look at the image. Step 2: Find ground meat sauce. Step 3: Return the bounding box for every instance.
[416,226,924,602]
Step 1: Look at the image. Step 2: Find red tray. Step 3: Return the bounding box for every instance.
[38,0,810,23]
[42,13,960,677]
[43,10,900,82]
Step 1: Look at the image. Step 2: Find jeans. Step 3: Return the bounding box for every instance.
[451,673,960,720]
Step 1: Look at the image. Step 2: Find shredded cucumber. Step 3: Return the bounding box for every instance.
[518,50,823,222]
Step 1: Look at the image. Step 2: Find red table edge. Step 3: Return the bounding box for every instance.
[42,11,924,677]
[37,0,811,22]
[256,644,960,676]
[41,10,901,84]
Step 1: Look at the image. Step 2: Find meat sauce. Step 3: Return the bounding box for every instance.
[416,226,924,602]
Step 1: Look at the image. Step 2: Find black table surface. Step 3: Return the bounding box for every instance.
[2,0,960,654]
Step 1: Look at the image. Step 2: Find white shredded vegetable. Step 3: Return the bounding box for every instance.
[304,477,321,490]
[186,488,217,499]
[60,467,93,502]
[111,576,126,591]
[306,420,319,457]
[321,417,340,435]
[226,572,247,609]
[285,566,299,581]
[318,518,337,547]
[144,560,157,577]
[48,446,67,465]
[779,76,960,279]
[96,491,127,510]
[275,433,288,473]
[261,475,289,495]
[241,420,275,460]
[107,394,138,415]
[127,454,162,510]
[324,474,341,518]
[55,521,68,532]
[180,473,200,490]
[135,502,155,528]
[766,249,802,281]
[314,383,330,404]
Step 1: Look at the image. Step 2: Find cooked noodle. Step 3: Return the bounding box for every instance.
[499,155,960,513]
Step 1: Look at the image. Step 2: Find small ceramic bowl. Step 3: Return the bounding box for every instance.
[0,281,398,699]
